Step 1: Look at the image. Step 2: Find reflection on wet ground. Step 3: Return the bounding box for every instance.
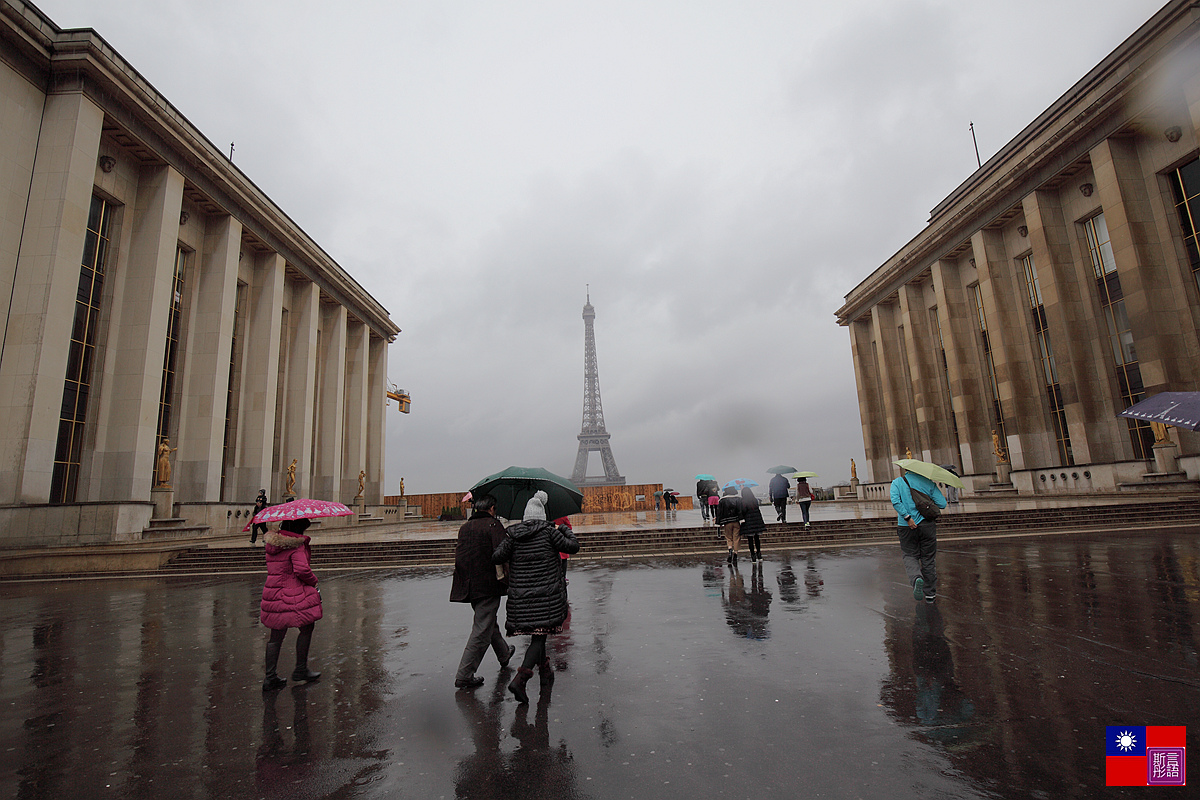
[1,529,1197,798]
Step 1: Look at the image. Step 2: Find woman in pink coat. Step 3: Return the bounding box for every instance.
[260,518,323,691]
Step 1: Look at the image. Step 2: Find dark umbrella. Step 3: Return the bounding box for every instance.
[766,465,798,474]
[470,466,584,521]
[1118,391,1200,430]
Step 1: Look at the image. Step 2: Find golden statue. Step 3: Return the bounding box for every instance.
[399,478,405,497]
[285,459,297,496]
[356,469,366,499]
[850,458,857,480]
[991,429,1008,463]
[905,447,912,460]
[155,438,177,487]
[1151,421,1171,444]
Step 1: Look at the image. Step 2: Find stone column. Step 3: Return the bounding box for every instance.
[229,252,285,500]
[0,91,104,503]
[870,301,916,463]
[1022,189,1113,465]
[1090,137,1196,395]
[898,280,948,463]
[313,303,346,500]
[283,280,319,499]
[92,165,184,502]
[342,322,370,502]
[175,214,242,502]
[366,334,388,504]
[848,318,888,483]
[930,258,988,474]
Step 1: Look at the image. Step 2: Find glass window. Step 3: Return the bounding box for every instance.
[1019,254,1071,465]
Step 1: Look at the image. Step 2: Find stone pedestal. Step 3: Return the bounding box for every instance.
[1153,441,1180,475]
[151,486,174,520]
[849,477,860,498]
[355,497,365,514]
[994,462,1011,485]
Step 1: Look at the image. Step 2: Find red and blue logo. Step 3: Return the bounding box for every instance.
[1106,726,1186,786]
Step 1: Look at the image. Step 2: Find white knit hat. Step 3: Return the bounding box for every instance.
[522,490,548,521]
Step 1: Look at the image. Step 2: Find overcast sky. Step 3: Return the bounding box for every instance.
[38,0,1166,494]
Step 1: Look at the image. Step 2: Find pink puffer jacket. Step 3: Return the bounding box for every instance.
[259,531,323,629]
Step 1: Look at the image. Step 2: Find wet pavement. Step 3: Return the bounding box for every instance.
[1,527,1197,799]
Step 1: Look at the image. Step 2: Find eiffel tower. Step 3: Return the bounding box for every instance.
[571,291,625,486]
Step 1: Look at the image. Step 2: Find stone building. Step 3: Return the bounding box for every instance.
[836,0,1200,496]
[0,0,399,545]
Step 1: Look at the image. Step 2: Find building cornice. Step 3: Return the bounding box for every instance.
[836,0,1200,327]
[1,0,400,340]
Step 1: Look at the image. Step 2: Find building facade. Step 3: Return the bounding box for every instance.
[0,0,399,545]
[837,0,1200,495]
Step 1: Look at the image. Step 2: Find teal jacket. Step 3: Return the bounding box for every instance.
[889,472,947,526]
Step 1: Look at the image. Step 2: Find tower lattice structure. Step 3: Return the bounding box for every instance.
[571,293,625,486]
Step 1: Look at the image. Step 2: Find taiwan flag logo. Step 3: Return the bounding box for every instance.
[1106,726,1186,786]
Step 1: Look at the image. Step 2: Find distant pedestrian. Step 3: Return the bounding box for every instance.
[553,516,573,584]
[768,472,790,523]
[795,477,814,528]
[250,489,269,544]
[260,518,323,691]
[739,486,766,563]
[943,465,961,504]
[715,487,742,566]
[697,479,714,522]
[889,464,947,604]
[450,494,516,689]
[492,491,579,704]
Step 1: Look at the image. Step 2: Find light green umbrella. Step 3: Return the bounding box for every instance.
[470,466,584,520]
[790,471,818,479]
[894,459,964,489]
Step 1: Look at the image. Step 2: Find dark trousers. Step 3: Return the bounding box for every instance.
[897,520,937,598]
[455,595,509,681]
[251,523,267,543]
[520,634,547,670]
[772,498,786,521]
[798,500,811,524]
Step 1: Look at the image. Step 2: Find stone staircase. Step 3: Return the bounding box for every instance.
[144,498,1200,577]
[141,518,211,540]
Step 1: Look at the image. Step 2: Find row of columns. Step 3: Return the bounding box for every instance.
[0,88,388,509]
[850,133,1200,484]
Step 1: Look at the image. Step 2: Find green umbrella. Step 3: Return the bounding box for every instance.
[893,459,964,489]
[767,465,798,474]
[470,466,584,521]
[790,471,818,479]
[694,473,716,480]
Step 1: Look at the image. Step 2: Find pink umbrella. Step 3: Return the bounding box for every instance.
[462,492,473,502]
[242,498,355,531]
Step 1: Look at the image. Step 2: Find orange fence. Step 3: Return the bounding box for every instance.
[385,483,692,516]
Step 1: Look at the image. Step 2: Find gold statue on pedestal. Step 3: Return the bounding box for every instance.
[850,458,857,480]
[1151,421,1171,443]
[356,470,365,499]
[992,429,1008,464]
[399,478,405,497]
[155,438,177,487]
[285,459,297,496]
[905,447,913,460]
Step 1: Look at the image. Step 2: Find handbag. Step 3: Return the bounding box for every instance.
[902,476,941,520]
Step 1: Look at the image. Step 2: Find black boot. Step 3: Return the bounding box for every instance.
[291,626,321,683]
[538,658,555,686]
[508,667,534,704]
[263,641,286,692]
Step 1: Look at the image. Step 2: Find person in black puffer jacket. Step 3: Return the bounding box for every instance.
[739,486,767,563]
[492,490,579,704]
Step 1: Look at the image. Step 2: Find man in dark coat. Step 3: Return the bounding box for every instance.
[450,494,516,689]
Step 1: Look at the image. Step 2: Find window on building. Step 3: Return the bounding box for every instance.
[156,245,187,459]
[51,195,113,503]
[970,283,1007,447]
[1019,254,1073,465]
[1084,212,1153,460]
[1168,157,1200,294]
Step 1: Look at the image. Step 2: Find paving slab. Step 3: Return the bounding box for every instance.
[1,526,1197,799]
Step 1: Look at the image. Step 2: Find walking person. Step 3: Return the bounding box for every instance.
[697,478,713,522]
[715,487,743,566]
[492,491,579,704]
[768,472,790,523]
[450,494,516,689]
[250,489,269,544]
[889,463,947,604]
[260,518,323,691]
[739,486,766,563]
[795,477,814,528]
